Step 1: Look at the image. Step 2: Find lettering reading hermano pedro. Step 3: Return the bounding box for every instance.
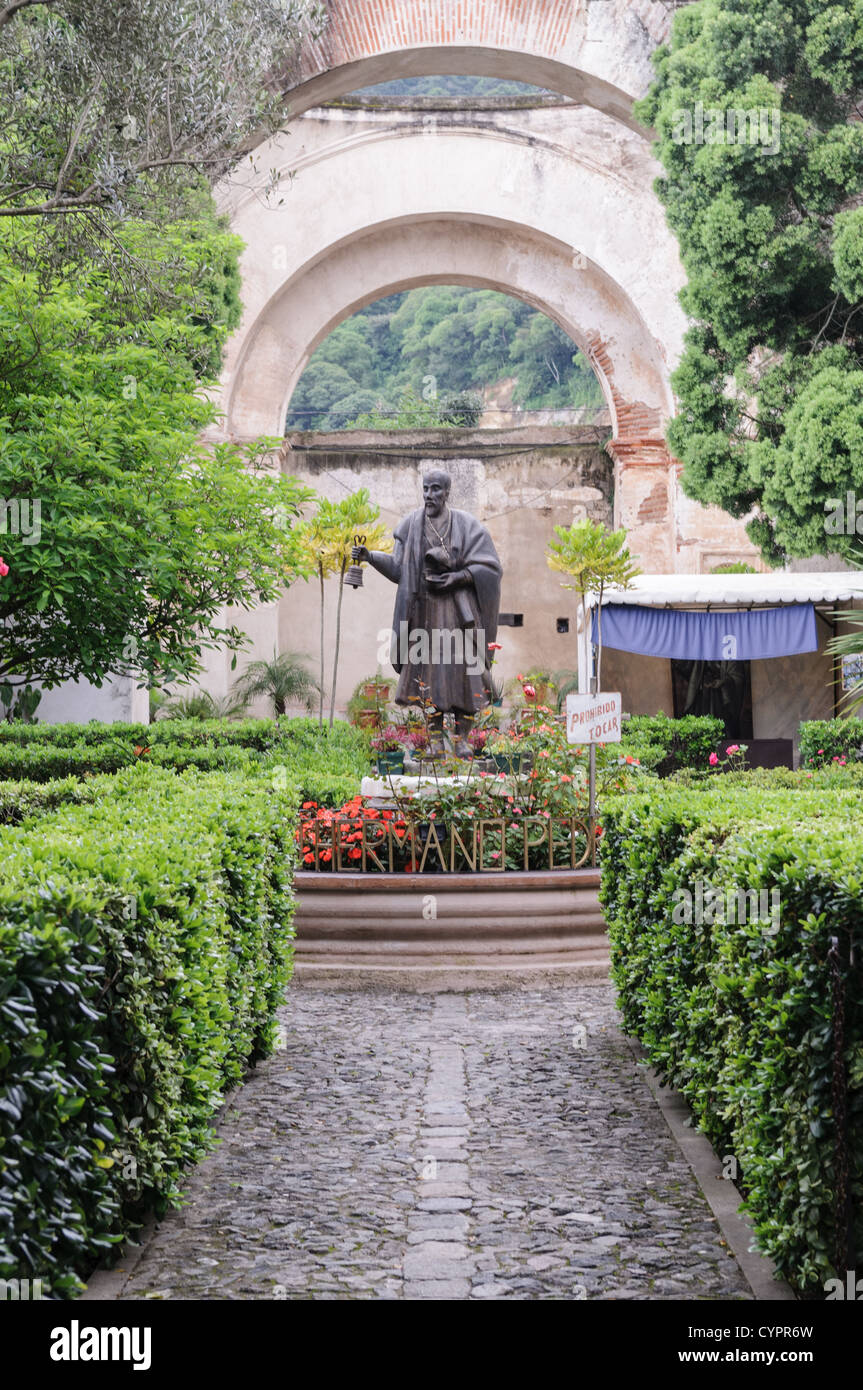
[352,471,502,756]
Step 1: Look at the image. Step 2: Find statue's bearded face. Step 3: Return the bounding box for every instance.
[423,476,450,518]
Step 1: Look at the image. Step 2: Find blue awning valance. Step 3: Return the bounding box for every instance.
[590,602,818,661]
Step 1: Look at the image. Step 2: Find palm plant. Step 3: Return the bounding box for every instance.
[546,519,640,692]
[160,688,249,720]
[231,649,318,719]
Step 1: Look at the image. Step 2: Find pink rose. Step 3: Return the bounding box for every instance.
[708,752,719,766]
[0,557,8,578]
[726,744,740,755]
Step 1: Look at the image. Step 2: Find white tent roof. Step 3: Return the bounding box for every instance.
[588,572,863,609]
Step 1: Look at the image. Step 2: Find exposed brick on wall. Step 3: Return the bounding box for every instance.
[636,477,669,523]
[607,437,675,469]
[295,0,675,83]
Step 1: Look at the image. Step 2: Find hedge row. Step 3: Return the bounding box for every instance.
[598,781,863,1293]
[0,717,370,803]
[0,714,368,751]
[619,714,724,775]
[799,718,863,767]
[0,765,299,1298]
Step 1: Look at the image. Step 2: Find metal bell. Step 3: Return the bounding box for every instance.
[344,532,366,589]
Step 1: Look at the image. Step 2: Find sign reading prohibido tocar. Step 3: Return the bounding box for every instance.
[565,692,623,744]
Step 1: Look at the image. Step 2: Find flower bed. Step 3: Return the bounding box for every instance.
[298,795,593,872]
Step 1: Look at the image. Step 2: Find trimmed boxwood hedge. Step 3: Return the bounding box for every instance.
[619,713,724,776]
[0,716,371,800]
[0,765,299,1298]
[599,781,863,1293]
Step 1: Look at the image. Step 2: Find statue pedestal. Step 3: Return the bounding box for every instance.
[361,767,520,802]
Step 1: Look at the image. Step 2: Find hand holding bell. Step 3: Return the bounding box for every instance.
[344,534,368,589]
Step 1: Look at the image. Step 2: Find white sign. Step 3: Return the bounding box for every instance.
[566,692,622,744]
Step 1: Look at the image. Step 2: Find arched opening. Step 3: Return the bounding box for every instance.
[286,47,644,132]
[338,74,557,105]
[284,285,608,432]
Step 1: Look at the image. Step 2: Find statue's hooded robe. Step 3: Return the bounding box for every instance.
[375,506,502,714]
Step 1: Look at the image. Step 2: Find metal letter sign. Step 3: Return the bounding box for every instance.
[566,692,622,744]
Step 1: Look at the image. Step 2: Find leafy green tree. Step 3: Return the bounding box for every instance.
[345,386,483,431]
[285,286,605,430]
[296,492,392,726]
[0,0,323,230]
[0,220,314,689]
[637,0,863,564]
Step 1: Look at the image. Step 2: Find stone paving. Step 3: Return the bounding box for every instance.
[116,983,752,1301]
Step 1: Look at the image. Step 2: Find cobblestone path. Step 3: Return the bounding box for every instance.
[116,984,751,1301]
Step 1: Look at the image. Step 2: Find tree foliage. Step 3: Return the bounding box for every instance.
[295,492,392,726]
[0,0,323,226]
[0,219,314,688]
[285,287,605,430]
[638,0,863,564]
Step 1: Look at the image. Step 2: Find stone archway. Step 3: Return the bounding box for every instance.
[212,100,736,577]
[227,217,671,457]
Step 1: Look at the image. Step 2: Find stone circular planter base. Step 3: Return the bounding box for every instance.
[292,868,607,987]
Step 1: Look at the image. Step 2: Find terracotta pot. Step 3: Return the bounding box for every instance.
[355,708,381,728]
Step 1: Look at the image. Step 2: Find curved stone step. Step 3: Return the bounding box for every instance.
[292,869,608,982]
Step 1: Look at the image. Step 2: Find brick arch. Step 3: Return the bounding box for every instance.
[281,0,671,131]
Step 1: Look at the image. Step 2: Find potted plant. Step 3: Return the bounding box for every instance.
[371,724,407,774]
[487,731,525,775]
[347,673,395,729]
[468,726,490,755]
[362,668,394,701]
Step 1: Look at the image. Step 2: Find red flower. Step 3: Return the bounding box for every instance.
[0,557,8,578]
[488,642,502,651]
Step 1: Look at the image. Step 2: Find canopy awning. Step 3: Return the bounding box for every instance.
[586,572,863,609]
[591,602,818,661]
[576,573,863,680]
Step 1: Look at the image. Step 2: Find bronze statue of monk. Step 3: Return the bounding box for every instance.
[352,470,502,757]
